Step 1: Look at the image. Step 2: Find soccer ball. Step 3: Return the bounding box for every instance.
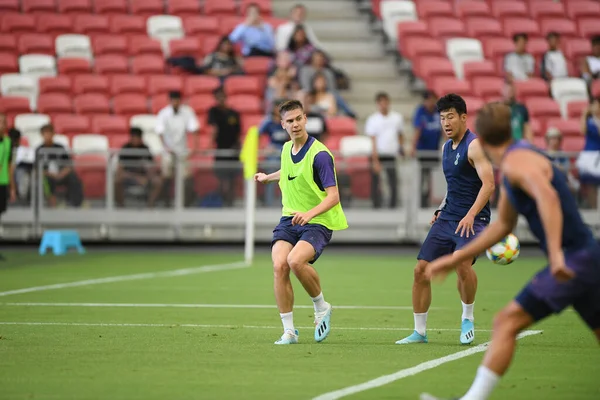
[486,234,521,265]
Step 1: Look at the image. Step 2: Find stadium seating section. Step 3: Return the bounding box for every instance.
[375,0,600,152]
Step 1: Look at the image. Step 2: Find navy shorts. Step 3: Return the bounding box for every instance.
[515,245,600,330]
[417,219,487,264]
[271,216,333,264]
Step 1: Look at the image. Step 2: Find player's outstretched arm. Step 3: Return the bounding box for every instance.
[467,139,495,217]
[254,169,280,184]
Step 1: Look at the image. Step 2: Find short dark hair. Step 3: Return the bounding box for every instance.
[292,3,305,10]
[169,90,181,99]
[279,100,304,117]
[475,102,513,146]
[513,33,528,42]
[423,90,436,100]
[130,127,143,137]
[41,123,54,134]
[375,91,389,102]
[8,127,21,142]
[436,93,467,115]
[247,2,260,10]
[546,31,559,40]
[592,35,600,46]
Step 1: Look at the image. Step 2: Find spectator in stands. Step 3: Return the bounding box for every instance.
[304,93,328,142]
[581,35,600,88]
[276,4,322,52]
[201,36,244,82]
[504,33,535,83]
[503,83,533,142]
[115,127,163,208]
[9,128,33,204]
[287,25,317,67]
[266,51,299,107]
[541,32,568,81]
[208,87,242,207]
[411,91,442,207]
[35,124,83,208]
[229,3,275,57]
[545,127,570,172]
[365,92,404,209]
[155,91,198,207]
[306,72,338,117]
[259,100,288,207]
[576,97,600,208]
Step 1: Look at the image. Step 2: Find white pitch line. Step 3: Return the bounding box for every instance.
[311,330,543,400]
[0,321,492,332]
[0,261,249,297]
[0,302,439,311]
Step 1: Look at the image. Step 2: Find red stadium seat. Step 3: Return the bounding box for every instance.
[532,136,545,149]
[471,77,504,98]
[202,35,222,55]
[113,94,149,117]
[2,14,36,34]
[37,93,73,115]
[539,18,577,39]
[482,37,514,60]
[224,76,261,96]
[169,38,202,58]
[243,57,271,76]
[168,0,202,18]
[432,77,472,97]
[529,117,544,137]
[218,16,244,36]
[132,55,165,76]
[526,97,561,119]
[0,52,18,74]
[503,18,540,39]
[18,34,54,55]
[0,0,19,13]
[73,75,109,95]
[37,14,74,36]
[227,95,263,114]
[38,76,72,95]
[183,76,221,96]
[203,0,237,17]
[74,93,111,115]
[463,60,496,80]
[465,17,503,39]
[0,97,30,114]
[108,134,129,149]
[183,16,219,36]
[22,0,56,13]
[110,75,146,96]
[53,114,91,135]
[94,55,129,74]
[74,154,107,198]
[417,1,452,19]
[526,37,548,59]
[109,15,145,35]
[240,0,272,15]
[402,37,444,60]
[578,18,600,39]
[150,94,170,114]
[92,35,127,56]
[567,100,589,119]
[326,116,357,137]
[427,17,466,39]
[147,75,183,96]
[514,78,549,102]
[397,21,429,42]
[129,0,164,18]
[530,1,565,20]
[592,81,600,98]
[564,38,592,61]
[241,114,264,137]
[58,0,92,14]
[187,94,216,114]
[58,58,92,76]
[545,119,581,137]
[563,137,585,152]
[566,1,600,21]
[74,15,109,36]
[462,96,484,114]
[456,0,490,18]
[129,36,163,57]
[491,1,528,20]
[413,56,455,82]
[95,0,127,15]
[92,115,128,136]
[0,34,16,53]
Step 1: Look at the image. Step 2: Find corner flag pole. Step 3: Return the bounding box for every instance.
[240,126,259,266]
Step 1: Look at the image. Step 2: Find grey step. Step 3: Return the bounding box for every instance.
[343,79,413,102]
[334,60,399,80]
[321,40,384,60]
[274,1,361,20]
[307,20,374,40]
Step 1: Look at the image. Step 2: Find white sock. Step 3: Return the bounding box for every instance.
[414,312,427,336]
[280,312,295,333]
[462,301,475,322]
[460,366,500,400]
[311,292,327,312]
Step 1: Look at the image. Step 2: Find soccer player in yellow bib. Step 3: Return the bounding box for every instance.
[254,100,348,345]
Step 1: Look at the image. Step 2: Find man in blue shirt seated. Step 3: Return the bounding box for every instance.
[229,3,275,57]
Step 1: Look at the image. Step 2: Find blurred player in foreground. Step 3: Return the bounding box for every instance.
[254,100,348,345]
[420,102,600,400]
[396,94,495,345]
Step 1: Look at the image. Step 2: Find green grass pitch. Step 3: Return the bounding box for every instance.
[0,249,598,400]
